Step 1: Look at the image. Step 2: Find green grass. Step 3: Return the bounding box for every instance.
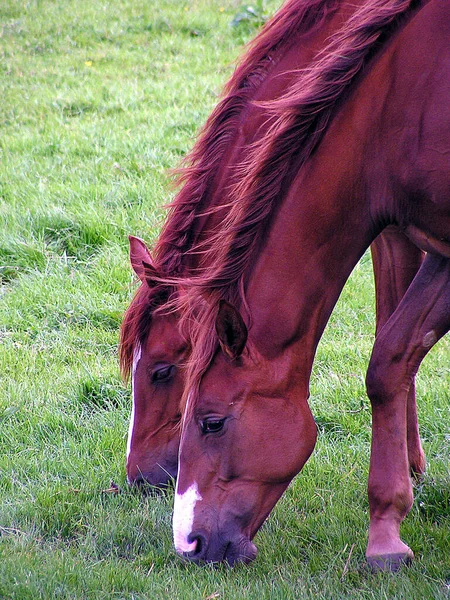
[1,1,449,598]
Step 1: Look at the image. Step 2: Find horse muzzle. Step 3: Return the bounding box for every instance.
[127,462,178,491]
[181,531,257,566]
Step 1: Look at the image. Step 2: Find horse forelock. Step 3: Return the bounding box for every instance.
[179,294,223,422]
[178,0,422,418]
[119,281,174,380]
[152,0,338,277]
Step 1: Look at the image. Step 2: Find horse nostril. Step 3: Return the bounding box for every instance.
[184,532,207,561]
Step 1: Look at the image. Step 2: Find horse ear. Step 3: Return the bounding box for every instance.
[215,300,248,359]
[129,235,160,287]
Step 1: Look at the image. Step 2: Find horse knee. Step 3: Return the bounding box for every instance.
[365,334,410,406]
[365,347,392,406]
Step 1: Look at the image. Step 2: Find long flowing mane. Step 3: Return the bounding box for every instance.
[119,0,338,378]
[179,0,423,413]
[154,0,339,276]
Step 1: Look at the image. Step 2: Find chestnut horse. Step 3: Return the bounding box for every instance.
[172,0,448,570]
[121,0,425,490]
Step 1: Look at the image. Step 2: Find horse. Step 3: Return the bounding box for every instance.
[172,0,448,570]
[120,0,425,490]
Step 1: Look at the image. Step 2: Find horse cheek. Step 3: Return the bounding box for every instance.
[231,399,316,484]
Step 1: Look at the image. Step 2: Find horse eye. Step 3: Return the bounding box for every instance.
[200,418,226,435]
[151,365,175,384]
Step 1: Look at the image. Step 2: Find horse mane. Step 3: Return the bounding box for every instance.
[153,0,339,276]
[179,0,422,416]
[120,0,338,378]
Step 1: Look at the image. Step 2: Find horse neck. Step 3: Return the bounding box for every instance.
[178,0,367,273]
[241,0,429,382]
[245,129,374,384]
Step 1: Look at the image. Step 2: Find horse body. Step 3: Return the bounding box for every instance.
[173,0,448,568]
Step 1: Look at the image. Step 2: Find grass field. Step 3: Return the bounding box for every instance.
[1,1,449,598]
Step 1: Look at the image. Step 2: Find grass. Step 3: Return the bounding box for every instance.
[1,0,449,598]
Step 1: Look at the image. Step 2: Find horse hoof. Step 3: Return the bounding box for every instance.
[367,550,414,573]
[410,450,426,481]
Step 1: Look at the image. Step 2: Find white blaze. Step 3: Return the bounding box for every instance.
[173,389,202,554]
[126,343,142,461]
[173,481,202,554]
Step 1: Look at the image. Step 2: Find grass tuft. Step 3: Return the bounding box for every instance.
[33,212,110,260]
[0,241,46,282]
[77,378,129,411]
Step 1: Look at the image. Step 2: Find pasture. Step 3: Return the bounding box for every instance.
[0,0,449,597]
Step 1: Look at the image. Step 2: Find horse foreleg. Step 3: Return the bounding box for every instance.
[365,253,450,571]
[370,227,426,477]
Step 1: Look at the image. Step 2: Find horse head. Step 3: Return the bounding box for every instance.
[123,236,187,489]
[173,301,317,564]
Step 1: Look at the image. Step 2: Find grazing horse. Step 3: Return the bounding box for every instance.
[172,0,447,570]
[120,0,425,491]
